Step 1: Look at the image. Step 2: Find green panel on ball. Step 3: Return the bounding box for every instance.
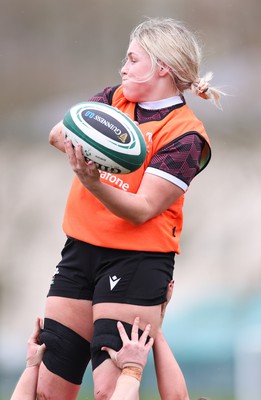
[63,105,147,172]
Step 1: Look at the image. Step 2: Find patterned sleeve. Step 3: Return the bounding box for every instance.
[146,133,205,191]
[88,85,120,104]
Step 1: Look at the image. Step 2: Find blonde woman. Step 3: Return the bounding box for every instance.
[36,17,223,400]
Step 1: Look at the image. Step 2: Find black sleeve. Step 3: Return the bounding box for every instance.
[88,85,120,105]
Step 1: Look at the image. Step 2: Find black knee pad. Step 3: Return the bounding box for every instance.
[90,318,149,371]
[39,318,91,385]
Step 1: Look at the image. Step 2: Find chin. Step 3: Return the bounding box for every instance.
[122,87,139,103]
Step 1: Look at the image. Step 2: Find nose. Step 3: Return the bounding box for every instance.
[120,60,128,77]
[120,66,126,77]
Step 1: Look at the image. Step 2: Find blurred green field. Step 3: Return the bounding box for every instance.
[78,396,234,400]
[0,395,235,400]
[1,361,236,400]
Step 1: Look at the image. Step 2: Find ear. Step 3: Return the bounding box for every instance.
[158,63,170,77]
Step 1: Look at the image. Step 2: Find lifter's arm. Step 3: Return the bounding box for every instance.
[153,329,189,400]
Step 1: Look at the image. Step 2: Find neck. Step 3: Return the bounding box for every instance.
[139,95,183,110]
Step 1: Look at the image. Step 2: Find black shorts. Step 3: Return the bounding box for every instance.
[48,237,175,306]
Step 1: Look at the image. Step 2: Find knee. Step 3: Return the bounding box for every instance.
[39,318,91,384]
[36,363,81,400]
[36,380,53,400]
[94,388,110,400]
[37,384,77,400]
[36,366,53,400]
[94,377,116,400]
[36,388,50,400]
[94,389,111,400]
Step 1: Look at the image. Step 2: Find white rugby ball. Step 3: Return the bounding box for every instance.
[63,102,147,174]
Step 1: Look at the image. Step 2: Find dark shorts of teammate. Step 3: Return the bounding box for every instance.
[48,236,175,306]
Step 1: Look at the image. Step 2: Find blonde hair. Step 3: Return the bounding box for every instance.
[130,17,224,108]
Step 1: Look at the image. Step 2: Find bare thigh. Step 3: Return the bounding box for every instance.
[37,296,93,400]
[93,302,162,337]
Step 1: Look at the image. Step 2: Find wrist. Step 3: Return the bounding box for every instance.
[122,366,143,382]
[122,362,143,369]
[85,178,103,193]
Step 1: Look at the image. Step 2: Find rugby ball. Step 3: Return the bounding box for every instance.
[63,102,147,174]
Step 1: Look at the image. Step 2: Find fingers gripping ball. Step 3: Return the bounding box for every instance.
[63,102,147,174]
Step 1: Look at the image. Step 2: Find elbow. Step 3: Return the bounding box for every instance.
[128,213,150,226]
[127,208,158,226]
[129,219,143,226]
[48,122,65,152]
[49,129,57,146]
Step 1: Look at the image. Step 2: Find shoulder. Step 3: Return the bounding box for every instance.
[89,85,121,105]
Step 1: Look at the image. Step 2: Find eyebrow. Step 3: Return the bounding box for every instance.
[127,51,139,58]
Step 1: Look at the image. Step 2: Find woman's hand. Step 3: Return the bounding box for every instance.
[64,139,101,189]
[26,317,46,368]
[64,139,183,225]
[102,317,154,370]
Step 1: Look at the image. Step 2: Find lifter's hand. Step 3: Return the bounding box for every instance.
[102,317,154,370]
[64,139,101,189]
[26,317,46,368]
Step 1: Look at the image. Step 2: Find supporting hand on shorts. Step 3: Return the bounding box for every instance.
[102,316,154,370]
[26,317,46,368]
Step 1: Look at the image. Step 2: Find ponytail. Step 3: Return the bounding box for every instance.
[191,72,226,110]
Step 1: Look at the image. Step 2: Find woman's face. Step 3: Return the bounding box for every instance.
[121,39,160,102]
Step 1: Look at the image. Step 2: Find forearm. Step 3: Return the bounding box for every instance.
[153,330,189,400]
[10,366,39,400]
[66,140,185,224]
[110,373,140,400]
[87,180,150,225]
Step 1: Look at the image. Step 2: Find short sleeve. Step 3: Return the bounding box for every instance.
[146,133,204,191]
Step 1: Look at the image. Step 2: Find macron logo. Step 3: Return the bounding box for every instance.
[109,275,121,290]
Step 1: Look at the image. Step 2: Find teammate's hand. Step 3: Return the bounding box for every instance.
[102,317,154,370]
[26,317,46,368]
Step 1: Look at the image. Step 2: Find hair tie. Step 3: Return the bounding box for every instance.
[192,72,213,99]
